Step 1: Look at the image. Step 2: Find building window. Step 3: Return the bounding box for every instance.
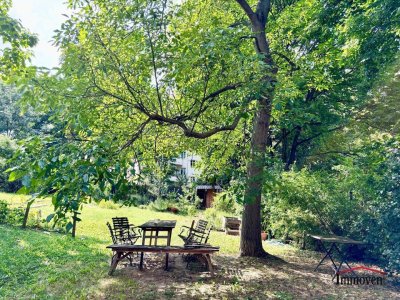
[190,160,196,167]
[180,152,186,158]
[190,176,196,182]
[180,168,186,175]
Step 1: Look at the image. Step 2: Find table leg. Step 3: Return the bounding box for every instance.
[165,229,172,270]
[332,243,357,277]
[155,229,159,246]
[315,242,337,271]
[205,254,214,275]
[109,252,122,275]
[140,229,146,270]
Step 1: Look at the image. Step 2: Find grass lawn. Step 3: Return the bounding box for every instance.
[1,192,399,299]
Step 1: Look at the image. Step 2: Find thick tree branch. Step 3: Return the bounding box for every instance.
[133,103,243,139]
[255,0,271,26]
[235,0,258,24]
[203,82,243,102]
[297,126,343,146]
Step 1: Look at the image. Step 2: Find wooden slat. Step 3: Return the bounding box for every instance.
[107,244,219,254]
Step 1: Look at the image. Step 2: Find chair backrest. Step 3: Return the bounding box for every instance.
[112,217,130,229]
[194,220,208,233]
[106,222,118,244]
[187,219,210,245]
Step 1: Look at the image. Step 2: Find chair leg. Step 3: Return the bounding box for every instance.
[128,253,133,266]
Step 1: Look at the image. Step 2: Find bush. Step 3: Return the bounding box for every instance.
[211,191,239,214]
[98,200,120,210]
[148,198,170,212]
[0,200,25,225]
[204,208,226,231]
[0,135,22,193]
[0,200,9,223]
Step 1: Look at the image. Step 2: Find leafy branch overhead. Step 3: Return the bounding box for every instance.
[10,0,399,256]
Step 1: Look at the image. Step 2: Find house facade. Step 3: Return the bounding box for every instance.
[171,152,221,208]
[170,151,201,182]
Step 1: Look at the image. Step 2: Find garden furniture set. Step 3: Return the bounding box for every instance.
[106,217,219,275]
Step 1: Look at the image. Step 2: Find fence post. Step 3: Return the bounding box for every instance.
[72,211,81,238]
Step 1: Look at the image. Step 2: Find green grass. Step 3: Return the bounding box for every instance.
[0,192,243,299]
[1,192,398,299]
[0,192,241,254]
[0,225,110,299]
[0,192,296,299]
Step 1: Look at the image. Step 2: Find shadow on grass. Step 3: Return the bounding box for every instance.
[0,225,122,299]
[1,225,399,300]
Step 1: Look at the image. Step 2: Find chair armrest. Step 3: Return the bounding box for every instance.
[190,227,207,234]
[127,225,142,237]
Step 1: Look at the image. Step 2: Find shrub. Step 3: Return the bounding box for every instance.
[7,207,24,225]
[204,207,225,231]
[98,200,120,210]
[0,200,9,223]
[0,200,25,225]
[148,198,170,212]
[211,191,239,214]
[0,135,22,193]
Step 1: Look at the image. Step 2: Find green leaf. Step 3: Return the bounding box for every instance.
[8,170,24,182]
[21,175,31,187]
[65,222,74,232]
[16,186,28,195]
[46,213,55,222]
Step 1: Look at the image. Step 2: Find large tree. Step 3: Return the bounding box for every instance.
[18,0,399,256]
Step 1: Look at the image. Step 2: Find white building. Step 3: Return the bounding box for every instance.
[170,151,201,182]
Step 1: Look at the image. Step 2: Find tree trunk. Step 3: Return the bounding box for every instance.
[237,0,278,257]
[22,200,34,228]
[240,97,272,256]
[284,126,301,170]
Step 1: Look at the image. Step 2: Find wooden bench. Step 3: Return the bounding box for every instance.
[107,244,220,275]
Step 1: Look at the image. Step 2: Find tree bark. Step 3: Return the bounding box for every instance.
[22,200,33,228]
[241,97,273,256]
[237,0,277,257]
[284,126,301,170]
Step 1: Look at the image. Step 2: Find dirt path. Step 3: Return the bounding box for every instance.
[91,250,400,299]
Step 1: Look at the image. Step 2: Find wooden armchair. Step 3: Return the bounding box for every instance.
[107,217,141,245]
[179,219,211,246]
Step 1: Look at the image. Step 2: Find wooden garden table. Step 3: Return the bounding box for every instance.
[138,219,177,270]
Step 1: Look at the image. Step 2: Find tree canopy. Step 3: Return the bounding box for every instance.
[8,0,400,257]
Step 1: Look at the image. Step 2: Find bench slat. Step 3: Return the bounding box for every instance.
[107,244,219,254]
